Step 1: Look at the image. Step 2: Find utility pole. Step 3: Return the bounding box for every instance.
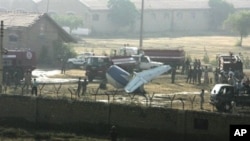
[46,0,50,13]
[139,0,144,50]
[0,21,4,93]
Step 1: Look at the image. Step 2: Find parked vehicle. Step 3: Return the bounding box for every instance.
[210,84,250,112]
[216,53,244,83]
[217,53,243,74]
[131,54,163,70]
[67,52,93,69]
[117,46,186,67]
[142,48,185,67]
[85,56,111,82]
[3,49,36,83]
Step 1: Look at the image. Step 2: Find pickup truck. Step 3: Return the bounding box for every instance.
[131,54,163,71]
[67,52,93,69]
[210,84,250,112]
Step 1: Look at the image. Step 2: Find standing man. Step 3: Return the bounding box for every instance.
[23,70,32,94]
[171,65,176,83]
[13,70,19,90]
[200,89,205,109]
[197,67,202,85]
[77,77,82,97]
[204,66,209,84]
[61,58,66,74]
[81,78,88,95]
[110,125,118,141]
[186,66,192,83]
[31,78,38,96]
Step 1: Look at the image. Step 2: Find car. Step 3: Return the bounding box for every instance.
[67,52,94,69]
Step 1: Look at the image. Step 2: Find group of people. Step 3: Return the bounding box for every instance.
[3,70,23,90]
[76,77,89,97]
[214,67,250,95]
[184,59,209,85]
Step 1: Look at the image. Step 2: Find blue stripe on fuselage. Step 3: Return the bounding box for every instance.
[107,65,130,86]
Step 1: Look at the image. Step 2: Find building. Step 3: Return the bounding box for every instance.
[35,0,250,34]
[0,12,75,64]
[0,0,38,12]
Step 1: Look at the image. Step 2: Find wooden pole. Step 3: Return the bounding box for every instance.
[0,21,4,93]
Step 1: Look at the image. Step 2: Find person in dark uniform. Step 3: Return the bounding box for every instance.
[171,66,176,83]
[109,125,118,141]
[31,78,38,96]
[77,77,82,97]
[81,78,88,95]
[200,89,205,109]
[186,66,193,83]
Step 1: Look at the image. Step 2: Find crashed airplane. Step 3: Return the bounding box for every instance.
[106,65,172,94]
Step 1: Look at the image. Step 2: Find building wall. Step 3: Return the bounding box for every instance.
[37,0,85,15]
[3,16,62,63]
[27,17,61,61]
[0,0,38,12]
[0,95,249,141]
[171,9,210,32]
[83,8,211,34]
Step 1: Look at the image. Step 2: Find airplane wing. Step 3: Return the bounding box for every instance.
[124,65,171,93]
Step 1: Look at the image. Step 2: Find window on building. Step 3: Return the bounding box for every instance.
[92,14,99,21]
[164,12,170,19]
[151,13,156,20]
[15,8,27,13]
[203,11,209,17]
[8,34,18,42]
[48,10,57,16]
[0,7,7,12]
[191,12,196,19]
[66,11,76,16]
[176,12,183,19]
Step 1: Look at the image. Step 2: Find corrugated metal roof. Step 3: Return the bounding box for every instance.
[79,0,250,10]
[0,12,41,29]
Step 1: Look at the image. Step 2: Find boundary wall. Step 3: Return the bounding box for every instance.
[0,95,250,141]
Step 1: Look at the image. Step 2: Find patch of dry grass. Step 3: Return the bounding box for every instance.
[73,36,250,62]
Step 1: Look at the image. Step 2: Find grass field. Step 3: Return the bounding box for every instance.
[73,36,250,63]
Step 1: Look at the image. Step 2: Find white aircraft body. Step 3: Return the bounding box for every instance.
[106,65,171,94]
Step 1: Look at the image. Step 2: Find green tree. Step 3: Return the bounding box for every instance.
[108,0,138,32]
[51,15,83,33]
[224,11,250,46]
[208,0,234,30]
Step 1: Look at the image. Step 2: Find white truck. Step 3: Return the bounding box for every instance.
[131,54,163,71]
[67,52,93,69]
[210,84,250,112]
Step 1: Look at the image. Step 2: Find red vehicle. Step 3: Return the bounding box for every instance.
[3,49,36,83]
[118,47,186,67]
[142,49,186,67]
[217,53,243,73]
